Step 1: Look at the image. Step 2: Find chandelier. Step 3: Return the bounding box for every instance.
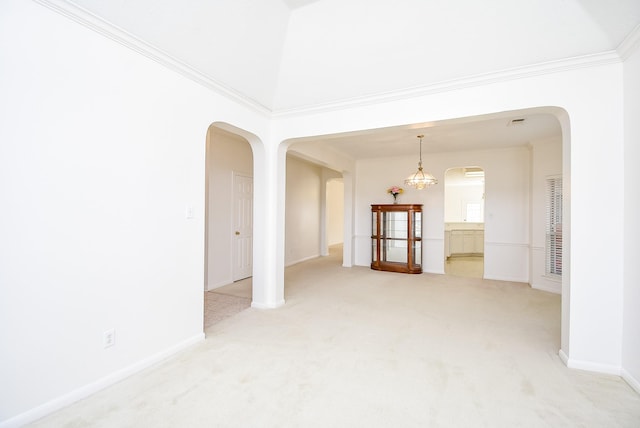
[404,134,437,189]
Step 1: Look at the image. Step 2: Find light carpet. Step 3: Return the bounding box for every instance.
[204,291,251,329]
[29,248,640,427]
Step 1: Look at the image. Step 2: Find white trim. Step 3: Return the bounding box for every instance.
[483,274,529,283]
[618,24,640,61]
[622,369,640,395]
[285,254,319,267]
[32,0,623,118]
[251,300,286,309]
[485,241,529,248]
[559,349,624,377]
[531,282,561,294]
[559,349,570,366]
[207,278,235,291]
[564,357,622,376]
[32,0,271,116]
[0,333,205,428]
[271,51,621,117]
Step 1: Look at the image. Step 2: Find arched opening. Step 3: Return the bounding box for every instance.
[325,177,344,262]
[283,153,345,269]
[277,106,567,356]
[444,166,485,278]
[203,123,254,329]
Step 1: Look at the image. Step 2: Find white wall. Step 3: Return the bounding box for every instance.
[272,60,627,375]
[0,1,270,425]
[206,127,253,290]
[326,179,344,246]
[285,156,322,266]
[529,137,563,293]
[622,42,640,392]
[354,147,531,281]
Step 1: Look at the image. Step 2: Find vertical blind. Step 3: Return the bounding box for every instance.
[546,177,563,276]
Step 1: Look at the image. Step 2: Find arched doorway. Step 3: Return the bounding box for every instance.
[444,166,485,278]
[325,177,344,261]
[203,124,254,329]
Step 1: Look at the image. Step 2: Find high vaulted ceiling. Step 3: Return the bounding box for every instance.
[69,0,640,113]
[64,0,639,161]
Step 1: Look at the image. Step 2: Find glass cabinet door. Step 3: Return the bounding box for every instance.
[385,211,408,238]
[412,210,422,267]
[382,211,408,263]
[371,211,379,263]
[412,240,422,268]
[372,211,378,236]
[413,211,421,239]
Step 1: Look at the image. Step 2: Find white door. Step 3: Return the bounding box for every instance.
[232,173,253,281]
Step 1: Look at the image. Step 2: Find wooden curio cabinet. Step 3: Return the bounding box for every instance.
[371,204,423,274]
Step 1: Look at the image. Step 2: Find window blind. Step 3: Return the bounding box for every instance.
[546,177,562,276]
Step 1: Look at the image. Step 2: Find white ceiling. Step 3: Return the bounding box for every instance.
[281,0,322,10]
[288,108,562,160]
[66,0,638,160]
[70,0,640,112]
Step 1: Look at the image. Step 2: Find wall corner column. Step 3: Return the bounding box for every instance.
[250,138,286,309]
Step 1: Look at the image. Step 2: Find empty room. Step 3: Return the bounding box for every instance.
[2,0,640,426]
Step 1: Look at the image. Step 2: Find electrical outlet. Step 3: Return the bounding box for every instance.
[103,328,115,348]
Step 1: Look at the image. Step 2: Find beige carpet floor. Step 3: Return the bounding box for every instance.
[445,255,484,278]
[204,286,252,328]
[30,247,640,427]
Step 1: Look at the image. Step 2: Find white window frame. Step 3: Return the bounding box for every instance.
[464,200,484,223]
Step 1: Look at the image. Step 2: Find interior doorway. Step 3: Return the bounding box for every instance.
[444,166,485,278]
[325,177,344,263]
[204,125,254,329]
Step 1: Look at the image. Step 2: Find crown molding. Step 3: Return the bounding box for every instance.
[618,24,640,61]
[271,51,622,118]
[32,0,271,117]
[32,0,627,121]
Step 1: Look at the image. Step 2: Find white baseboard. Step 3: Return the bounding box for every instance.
[251,299,285,309]
[560,353,622,376]
[559,350,640,394]
[531,282,561,294]
[559,349,569,366]
[622,368,640,394]
[207,278,233,291]
[483,274,529,283]
[285,254,318,267]
[0,333,205,428]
